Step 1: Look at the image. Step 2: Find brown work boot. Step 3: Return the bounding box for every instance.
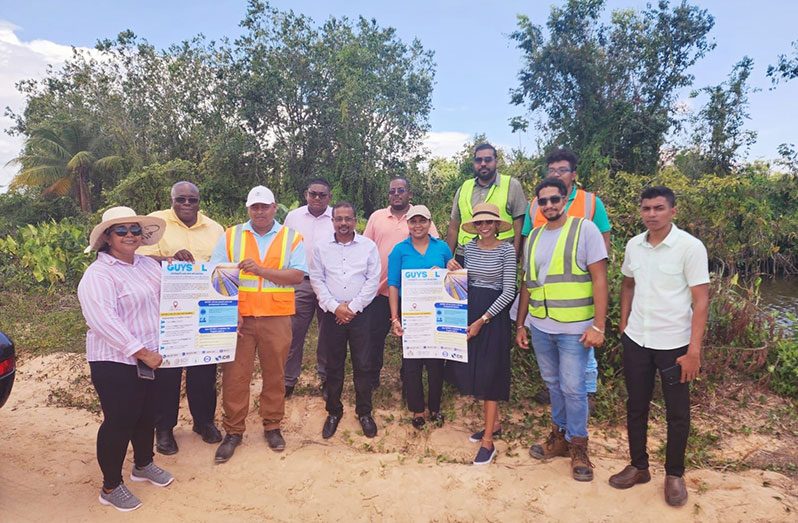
[665,475,688,507]
[569,436,594,482]
[609,465,651,489]
[529,425,569,460]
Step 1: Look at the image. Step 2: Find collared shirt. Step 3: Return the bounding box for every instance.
[284,205,334,270]
[387,236,453,290]
[210,220,308,273]
[449,174,528,222]
[137,208,224,262]
[621,224,710,350]
[364,207,440,296]
[310,232,381,314]
[77,253,161,365]
[521,185,612,236]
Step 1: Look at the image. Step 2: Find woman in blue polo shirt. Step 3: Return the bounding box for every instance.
[388,205,453,430]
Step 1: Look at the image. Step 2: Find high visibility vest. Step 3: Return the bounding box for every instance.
[529,188,596,228]
[457,174,514,245]
[525,216,594,322]
[225,224,302,317]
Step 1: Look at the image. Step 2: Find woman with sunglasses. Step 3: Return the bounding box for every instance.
[388,205,453,430]
[446,203,516,465]
[78,206,174,512]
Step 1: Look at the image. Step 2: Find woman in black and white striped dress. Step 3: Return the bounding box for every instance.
[447,202,516,465]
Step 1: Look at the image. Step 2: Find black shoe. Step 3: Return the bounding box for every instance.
[359,414,377,438]
[322,415,341,439]
[285,385,295,398]
[193,423,223,444]
[264,429,286,452]
[429,412,444,428]
[534,389,551,405]
[411,416,425,430]
[214,434,242,464]
[155,429,178,455]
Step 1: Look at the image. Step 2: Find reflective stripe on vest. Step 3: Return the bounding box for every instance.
[525,216,594,322]
[225,225,297,294]
[458,174,514,245]
[530,188,596,229]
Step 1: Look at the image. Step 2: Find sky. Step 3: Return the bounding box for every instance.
[1,0,797,189]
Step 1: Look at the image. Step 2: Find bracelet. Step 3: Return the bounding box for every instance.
[590,325,605,334]
[391,318,400,324]
[481,314,491,324]
[516,325,526,331]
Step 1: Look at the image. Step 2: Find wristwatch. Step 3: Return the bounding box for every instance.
[481,314,490,324]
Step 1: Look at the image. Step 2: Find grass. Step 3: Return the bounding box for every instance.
[0,291,86,358]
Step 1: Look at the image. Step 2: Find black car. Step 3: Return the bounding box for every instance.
[0,331,15,408]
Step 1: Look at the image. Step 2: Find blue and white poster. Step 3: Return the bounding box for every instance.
[158,262,239,367]
[400,269,468,362]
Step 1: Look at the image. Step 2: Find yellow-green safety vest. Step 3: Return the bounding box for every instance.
[525,216,594,322]
[457,174,514,245]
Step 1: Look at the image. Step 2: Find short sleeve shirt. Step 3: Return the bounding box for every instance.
[136,208,224,262]
[387,236,453,290]
[521,186,611,236]
[450,174,528,222]
[621,224,710,349]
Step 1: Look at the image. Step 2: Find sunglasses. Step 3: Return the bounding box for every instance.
[174,197,199,204]
[308,191,329,199]
[546,167,573,176]
[107,224,143,237]
[538,196,564,206]
[474,156,494,164]
[388,188,407,195]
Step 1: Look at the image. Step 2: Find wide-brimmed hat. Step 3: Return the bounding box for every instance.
[406,204,432,220]
[87,206,166,251]
[462,203,512,234]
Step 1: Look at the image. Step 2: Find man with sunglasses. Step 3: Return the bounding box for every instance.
[363,177,439,389]
[283,178,335,399]
[446,143,527,263]
[516,177,608,483]
[138,181,225,455]
[517,148,612,410]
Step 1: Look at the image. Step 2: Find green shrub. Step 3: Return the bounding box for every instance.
[768,336,798,398]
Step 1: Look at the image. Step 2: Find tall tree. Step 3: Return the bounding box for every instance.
[510,0,715,178]
[767,40,798,85]
[8,121,124,213]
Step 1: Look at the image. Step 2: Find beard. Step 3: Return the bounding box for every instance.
[545,210,564,222]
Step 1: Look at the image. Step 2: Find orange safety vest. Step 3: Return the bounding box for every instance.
[225,224,302,317]
[529,188,596,228]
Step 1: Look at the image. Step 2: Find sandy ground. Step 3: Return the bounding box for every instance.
[1,354,795,522]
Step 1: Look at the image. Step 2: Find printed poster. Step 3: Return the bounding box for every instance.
[400,268,468,362]
[158,262,240,367]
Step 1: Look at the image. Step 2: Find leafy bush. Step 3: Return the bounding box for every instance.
[0,190,80,237]
[768,336,798,398]
[0,219,92,289]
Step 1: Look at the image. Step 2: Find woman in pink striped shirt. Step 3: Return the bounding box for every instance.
[77,207,174,512]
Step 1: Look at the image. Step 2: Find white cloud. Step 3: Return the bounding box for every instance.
[0,21,90,191]
[423,131,470,160]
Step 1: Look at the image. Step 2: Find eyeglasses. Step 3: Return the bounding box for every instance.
[333,216,356,223]
[546,167,573,176]
[474,156,494,164]
[107,225,143,237]
[308,191,329,199]
[174,197,199,204]
[388,188,407,195]
[538,196,564,206]
[473,220,496,227]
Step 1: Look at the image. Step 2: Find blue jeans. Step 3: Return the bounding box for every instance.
[530,326,589,441]
[585,347,598,394]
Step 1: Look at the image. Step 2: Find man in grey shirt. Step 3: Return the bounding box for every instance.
[516,177,608,483]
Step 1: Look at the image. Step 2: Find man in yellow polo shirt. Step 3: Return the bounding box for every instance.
[138,181,224,455]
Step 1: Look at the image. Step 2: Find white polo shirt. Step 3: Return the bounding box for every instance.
[621,224,709,350]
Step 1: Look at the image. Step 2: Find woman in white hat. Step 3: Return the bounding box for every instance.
[446,202,516,465]
[77,207,174,512]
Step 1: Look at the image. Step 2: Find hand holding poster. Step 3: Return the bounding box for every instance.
[401,268,468,362]
[158,262,240,367]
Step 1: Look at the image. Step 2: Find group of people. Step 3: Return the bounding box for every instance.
[78,144,709,512]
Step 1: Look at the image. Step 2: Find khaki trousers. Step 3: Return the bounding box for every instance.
[222,315,291,433]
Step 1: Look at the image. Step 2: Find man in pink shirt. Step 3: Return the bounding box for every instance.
[363,177,439,388]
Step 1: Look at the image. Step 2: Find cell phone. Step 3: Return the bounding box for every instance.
[661,364,682,386]
[136,359,156,380]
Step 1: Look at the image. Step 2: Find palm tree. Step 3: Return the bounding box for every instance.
[7,121,125,213]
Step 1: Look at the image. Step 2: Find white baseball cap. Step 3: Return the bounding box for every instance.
[246,185,275,207]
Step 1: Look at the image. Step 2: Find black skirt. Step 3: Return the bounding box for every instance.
[446,286,511,401]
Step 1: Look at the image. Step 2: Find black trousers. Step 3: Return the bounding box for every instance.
[366,294,392,387]
[154,363,218,430]
[90,361,156,490]
[403,358,444,414]
[320,305,375,417]
[622,333,690,477]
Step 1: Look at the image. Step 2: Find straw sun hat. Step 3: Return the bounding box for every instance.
[87,206,166,251]
[461,202,513,235]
